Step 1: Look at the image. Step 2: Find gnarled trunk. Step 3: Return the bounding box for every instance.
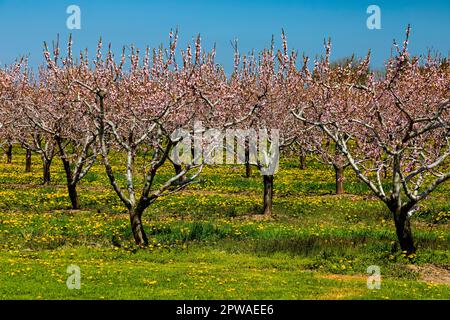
[130,207,148,245]
[392,206,416,254]
[173,163,186,183]
[57,137,80,210]
[6,144,12,164]
[245,162,252,178]
[60,155,79,209]
[244,146,252,178]
[67,183,80,210]
[334,165,345,195]
[25,148,32,173]
[42,158,52,185]
[299,153,307,170]
[262,175,274,216]
[389,155,416,254]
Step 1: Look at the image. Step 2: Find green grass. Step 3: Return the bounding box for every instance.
[1,246,448,300]
[0,149,449,299]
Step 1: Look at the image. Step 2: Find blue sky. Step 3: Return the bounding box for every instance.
[0,0,449,71]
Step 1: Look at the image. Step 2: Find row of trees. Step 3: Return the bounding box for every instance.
[0,27,448,253]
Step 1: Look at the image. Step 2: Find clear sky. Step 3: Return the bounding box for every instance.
[0,0,449,71]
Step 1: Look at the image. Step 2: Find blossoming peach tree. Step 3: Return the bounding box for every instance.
[293,27,449,254]
[68,33,228,245]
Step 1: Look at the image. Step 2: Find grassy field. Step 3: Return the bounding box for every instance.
[0,149,449,299]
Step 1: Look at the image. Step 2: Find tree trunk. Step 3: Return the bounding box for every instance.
[244,145,252,178]
[60,157,79,209]
[68,183,80,210]
[262,175,274,216]
[245,162,252,178]
[130,207,148,245]
[299,153,307,170]
[42,158,52,185]
[390,154,416,255]
[334,165,345,195]
[173,163,186,183]
[393,207,416,255]
[6,144,12,164]
[25,148,32,173]
[56,136,80,209]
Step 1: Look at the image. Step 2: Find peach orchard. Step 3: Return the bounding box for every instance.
[0,27,448,254]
